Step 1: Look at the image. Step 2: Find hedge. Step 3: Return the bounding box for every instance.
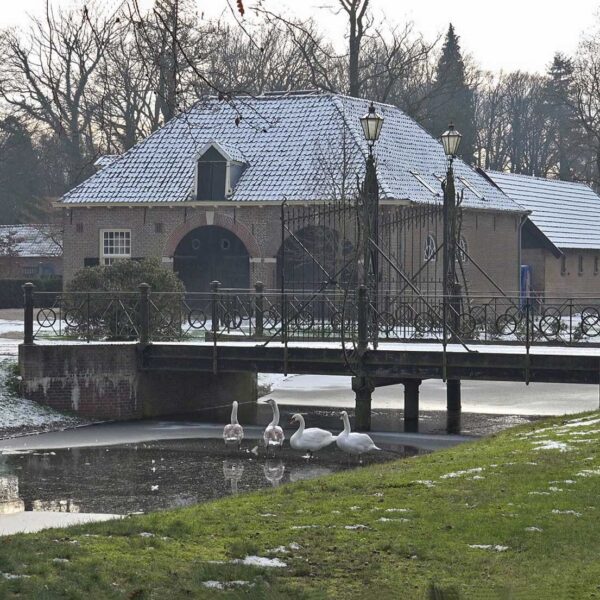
[0,278,62,309]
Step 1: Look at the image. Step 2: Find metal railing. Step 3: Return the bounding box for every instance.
[22,282,600,348]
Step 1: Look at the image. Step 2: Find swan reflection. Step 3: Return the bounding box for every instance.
[222,460,244,495]
[263,459,285,487]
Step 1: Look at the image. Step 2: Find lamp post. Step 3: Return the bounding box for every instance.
[353,102,383,431]
[440,123,463,338]
[359,102,384,347]
[441,123,463,434]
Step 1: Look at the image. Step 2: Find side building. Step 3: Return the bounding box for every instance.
[58,91,525,297]
[485,171,600,298]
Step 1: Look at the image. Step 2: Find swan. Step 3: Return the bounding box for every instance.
[263,398,285,452]
[336,411,380,461]
[223,401,244,449]
[289,413,336,459]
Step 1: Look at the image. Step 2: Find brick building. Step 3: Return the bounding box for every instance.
[0,225,62,279]
[58,92,525,295]
[486,171,600,298]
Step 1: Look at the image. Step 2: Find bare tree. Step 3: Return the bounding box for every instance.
[0,3,117,187]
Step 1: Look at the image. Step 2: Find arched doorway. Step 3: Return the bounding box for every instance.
[276,225,356,291]
[173,226,250,291]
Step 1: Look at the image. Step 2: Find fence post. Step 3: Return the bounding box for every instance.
[138,283,150,345]
[254,281,264,338]
[23,282,34,345]
[210,281,220,375]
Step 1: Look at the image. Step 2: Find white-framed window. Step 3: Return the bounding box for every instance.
[100,229,131,265]
[457,236,469,263]
[424,234,437,262]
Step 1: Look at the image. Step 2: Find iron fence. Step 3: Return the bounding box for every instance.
[23,283,600,348]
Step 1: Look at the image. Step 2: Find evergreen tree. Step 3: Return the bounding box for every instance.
[427,24,476,164]
[0,116,44,224]
[547,53,575,181]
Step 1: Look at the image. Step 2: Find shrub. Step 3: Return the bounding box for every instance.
[65,258,185,340]
[0,277,62,309]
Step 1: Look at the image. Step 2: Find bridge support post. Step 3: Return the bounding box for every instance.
[23,282,34,345]
[403,379,421,433]
[352,376,374,431]
[446,378,461,434]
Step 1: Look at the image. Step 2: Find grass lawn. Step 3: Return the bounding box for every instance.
[1,412,600,599]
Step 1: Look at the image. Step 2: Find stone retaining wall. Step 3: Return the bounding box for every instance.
[18,343,257,421]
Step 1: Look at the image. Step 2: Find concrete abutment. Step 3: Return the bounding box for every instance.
[18,343,257,421]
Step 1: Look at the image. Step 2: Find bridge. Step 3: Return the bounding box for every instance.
[19,283,600,432]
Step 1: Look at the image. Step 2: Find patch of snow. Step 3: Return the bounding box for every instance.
[269,542,301,554]
[529,491,551,496]
[139,532,154,537]
[385,508,410,513]
[440,467,484,479]
[576,469,600,478]
[412,480,436,487]
[202,580,254,590]
[52,558,69,563]
[532,440,571,452]
[238,556,287,568]
[525,527,543,532]
[291,525,319,530]
[349,506,360,511]
[344,524,369,530]
[552,509,582,516]
[468,544,509,552]
[259,513,277,517]
[377,517,410,523]
[2,573,30,580]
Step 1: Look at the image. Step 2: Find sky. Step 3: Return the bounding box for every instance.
[1,0,598,74]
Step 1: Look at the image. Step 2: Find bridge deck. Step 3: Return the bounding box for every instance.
[131,340,600,385]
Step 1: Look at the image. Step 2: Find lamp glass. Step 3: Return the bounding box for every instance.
[360,103,384,143]
[441,124,462,157]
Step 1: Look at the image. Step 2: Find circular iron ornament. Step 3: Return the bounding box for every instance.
[294,311,314,331]
[537,307,562,339]
[187,309,207,329]
[414,312,434,333]
[459,313,477,337]
[581,307,600,337]
[63,309,81,328]
[331,311,353,333]
[378,311,396,335]
[223,311,243,330]
[538,314,561,339]
[495,313,518,336]
[36,308,56,328]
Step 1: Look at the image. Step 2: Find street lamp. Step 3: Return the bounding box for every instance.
[441,123,462,159]
[354,101,384,431]
[440,123,463,343]
[360,102,384,152]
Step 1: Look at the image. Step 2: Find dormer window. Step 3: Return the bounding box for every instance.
[195,141,247,201]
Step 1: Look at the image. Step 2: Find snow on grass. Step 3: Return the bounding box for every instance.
[0,359,84,437]
[440,467,484,479]
[532,440,572,452]
[344,524,369,530]
[552,509,582,516]
[0,320,23,335]
[236,556,287,568]
[1,573,30,580]
[468,545,509,552]
[377,517,410,523]
[202,580,254,590]
[525,527,543,532]
[576,469,600,478]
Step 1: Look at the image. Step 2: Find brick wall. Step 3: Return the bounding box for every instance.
[544,249,600,297]
[62,204,521,296]
[19,343,257,421]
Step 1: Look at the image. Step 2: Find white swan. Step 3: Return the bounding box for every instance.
[290,413,336,459]
[263,399,285,452]
[336,411,380,461]
[223,401,244,448]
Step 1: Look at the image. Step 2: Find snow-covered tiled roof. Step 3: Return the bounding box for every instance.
[0,225,62,257]
[62,92,520,212]
[487,171,600,250]
[94,155,120,170]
